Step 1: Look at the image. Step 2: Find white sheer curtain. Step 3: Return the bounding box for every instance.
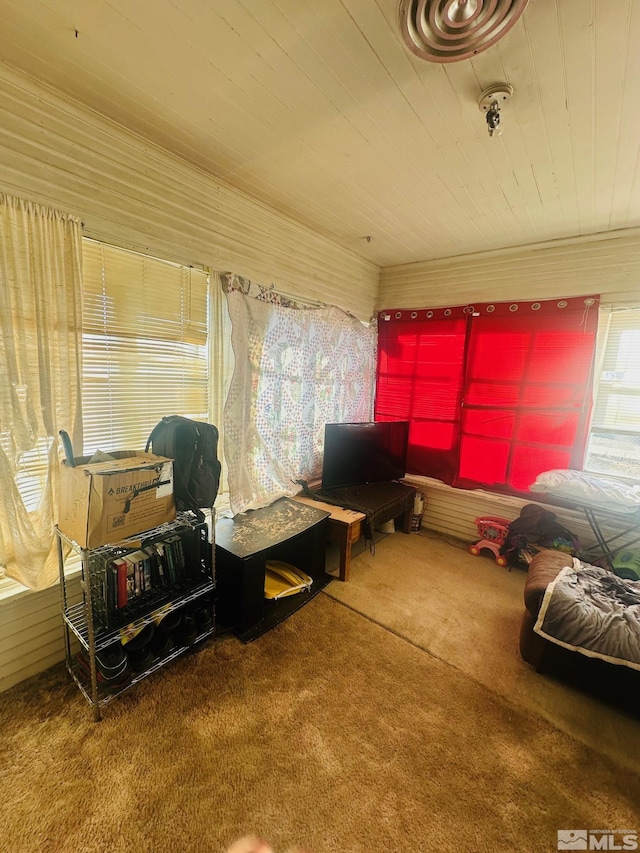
[208,273,234,505]
[0,193,83,590]
[222,275,376,515]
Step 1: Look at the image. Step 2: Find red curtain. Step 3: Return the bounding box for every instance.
[375,296,599,495]
[375,306,469,484]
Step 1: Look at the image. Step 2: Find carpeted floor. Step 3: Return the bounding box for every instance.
[326,529,640,771]
[1,533,640,853]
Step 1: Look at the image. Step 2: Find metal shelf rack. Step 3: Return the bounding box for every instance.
[56,511,216,721]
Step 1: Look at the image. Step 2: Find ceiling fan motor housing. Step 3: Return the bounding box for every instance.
[398,0,530,63]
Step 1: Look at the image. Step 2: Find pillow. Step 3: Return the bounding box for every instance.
[529,469,640,513]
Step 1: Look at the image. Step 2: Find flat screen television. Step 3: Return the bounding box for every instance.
[321,421,410,491]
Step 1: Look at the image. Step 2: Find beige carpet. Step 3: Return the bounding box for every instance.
[1,569,640,853]
[325,530,640,772]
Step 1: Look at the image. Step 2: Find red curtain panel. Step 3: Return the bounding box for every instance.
[455,296,599,492]
[375,296,599,496]
[375,306,469,485]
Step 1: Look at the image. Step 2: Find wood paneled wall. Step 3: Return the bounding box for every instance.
[379,230,640,310]
[0,63,379,320]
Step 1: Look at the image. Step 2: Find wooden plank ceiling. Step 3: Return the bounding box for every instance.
[0,0,638,269]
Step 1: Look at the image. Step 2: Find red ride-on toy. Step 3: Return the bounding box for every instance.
[469,516,511,567]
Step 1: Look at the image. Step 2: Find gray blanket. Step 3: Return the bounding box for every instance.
[534,558,640,670]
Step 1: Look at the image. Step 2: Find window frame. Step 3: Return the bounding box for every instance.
[0,240,223,587]
[583,306,640,482]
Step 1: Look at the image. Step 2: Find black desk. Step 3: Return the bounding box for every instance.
[312,481,416,538]
[215,498,331,642]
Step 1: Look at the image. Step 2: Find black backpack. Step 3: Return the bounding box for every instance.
[145,416,221,515]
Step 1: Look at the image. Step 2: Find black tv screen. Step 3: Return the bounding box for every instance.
[321,421,410,490]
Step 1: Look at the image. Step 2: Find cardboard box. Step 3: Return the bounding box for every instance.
[58,451,176,548]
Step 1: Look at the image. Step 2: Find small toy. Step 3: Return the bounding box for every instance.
[469,516,511,567]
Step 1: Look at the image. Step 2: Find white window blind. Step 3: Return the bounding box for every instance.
[585,308,640,479]
[81,240,209,455]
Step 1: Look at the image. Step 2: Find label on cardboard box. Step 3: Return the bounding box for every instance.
[58,451,176,548]
[156,464,173,498]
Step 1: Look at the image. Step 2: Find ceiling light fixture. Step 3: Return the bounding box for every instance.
[398,0,530,63]
[478,83,513,137]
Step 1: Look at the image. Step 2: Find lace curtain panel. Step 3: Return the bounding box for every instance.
[222,276,376,515]
[0,193,83,590]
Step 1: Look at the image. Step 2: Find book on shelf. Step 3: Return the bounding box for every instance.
[154,542,170,584]
[142,544,160,588]
[126,549,150,596]
[90,518,210,629]
[124,555,137,601]
[165,534,186,582]
[111,557,129,609]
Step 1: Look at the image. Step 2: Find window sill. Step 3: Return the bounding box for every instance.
[0,576,31,603]
[0,557,82,603]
